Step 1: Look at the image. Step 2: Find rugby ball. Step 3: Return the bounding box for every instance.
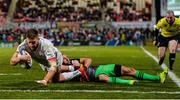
[19,58,32,69]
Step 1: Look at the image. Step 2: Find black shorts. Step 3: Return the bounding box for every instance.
[114,64,122,77]
[158,34,179,47]
[95,64,122,82]
[178,35,180,43]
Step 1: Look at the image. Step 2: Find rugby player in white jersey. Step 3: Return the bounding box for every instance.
[10,29,87,85]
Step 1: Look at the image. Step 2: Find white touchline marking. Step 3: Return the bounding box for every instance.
[140,46,180,87]
[0,90,179,94]
[0,73,22,76]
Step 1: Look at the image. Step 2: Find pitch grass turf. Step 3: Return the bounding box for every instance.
[0,46,179,99]
[145,46,180,77]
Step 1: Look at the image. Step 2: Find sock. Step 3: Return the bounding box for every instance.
[108,77,132,85]
[159,57,165,65]
[62,70,81,81]
[135,70,160,81]
[169,53,176,68]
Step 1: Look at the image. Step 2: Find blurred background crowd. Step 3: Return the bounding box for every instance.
[0,0,163,47]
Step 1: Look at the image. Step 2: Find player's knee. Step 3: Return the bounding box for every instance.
[159,54,165,58]
[123,67,131,73]
[121,66,128,72]
[49,66,57,72]
[130,68,135,72]
[98,75,108,82]
[170,48,176,53]
[130,68,136,75]
[122,67,135,75]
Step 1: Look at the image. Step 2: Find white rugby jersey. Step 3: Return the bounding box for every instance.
[17,37,63,71]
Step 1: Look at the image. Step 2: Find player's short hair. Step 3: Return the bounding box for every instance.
[26,29,39,39]
[166,10,174,16]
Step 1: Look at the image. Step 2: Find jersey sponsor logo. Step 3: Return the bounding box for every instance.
[46,50,54,57]
[46,53,54,57]
[167,30,175,32]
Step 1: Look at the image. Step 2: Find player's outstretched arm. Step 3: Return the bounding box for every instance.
[36,61,57,86]
[152,28,160,46]
[10,52,20,66]
[80,58,92,68]
[10,51,31,66]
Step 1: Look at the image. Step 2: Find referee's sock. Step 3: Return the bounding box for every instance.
[159,57,165,65]
[169,53,176,70]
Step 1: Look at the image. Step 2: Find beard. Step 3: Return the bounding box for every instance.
[30,44,38,51]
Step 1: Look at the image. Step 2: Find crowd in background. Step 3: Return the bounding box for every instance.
[13,0,151,22]
[105,0,151,22]
[0,27,153,47]
[0,0,154,47]
[0,0,11,25]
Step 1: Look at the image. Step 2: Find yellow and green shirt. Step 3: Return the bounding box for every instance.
[156,17,180,37]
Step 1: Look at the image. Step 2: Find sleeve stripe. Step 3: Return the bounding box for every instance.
[48,57,56,62]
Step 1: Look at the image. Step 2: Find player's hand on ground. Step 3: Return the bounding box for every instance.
[36,80,48,86]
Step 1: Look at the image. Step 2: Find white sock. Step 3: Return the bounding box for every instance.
[62,70,81,81]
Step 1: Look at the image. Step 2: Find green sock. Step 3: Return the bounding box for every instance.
[135,70,160,81]
[108,77,131,85]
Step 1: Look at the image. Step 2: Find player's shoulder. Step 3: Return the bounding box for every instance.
[39,37,53,46]
[17,39,27,49]
[158,18,166,23]
[156,18,166,28]
[175,17,180,20]
[174,17,180,23]
[39,37,55,50]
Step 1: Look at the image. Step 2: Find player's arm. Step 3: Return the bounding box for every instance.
[10,51,31,66]
[10,41,30,65]
[44,60,57,84]
[153,20,162,46]
[63,54,70,63]
[10,51,20,66]
[36,58,58,86]
[178,19,180,30]
[36,48,58,85]
[71,58,92,69]
[79,58,92,68]
[153,27,160,46]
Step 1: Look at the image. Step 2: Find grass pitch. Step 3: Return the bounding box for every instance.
[0,46,179,99]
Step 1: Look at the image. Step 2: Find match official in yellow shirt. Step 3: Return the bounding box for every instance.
[153,10,180,70]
